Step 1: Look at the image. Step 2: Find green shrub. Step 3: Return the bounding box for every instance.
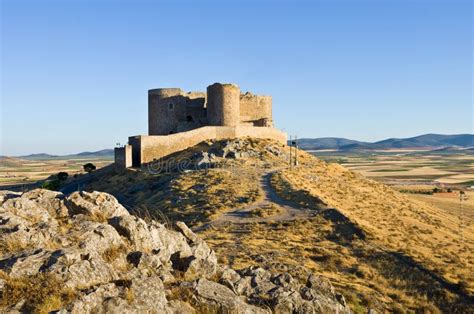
[41,180,60,191]
[57,172,69,181]
[83,163,96,173]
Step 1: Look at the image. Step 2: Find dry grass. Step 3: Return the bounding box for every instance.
[155,168,262,226]
[89,210,109,223]
[408,191,474,221]
[0,234,63,257]
[0,238,28,256]
[88,167,262,227]
[0,270,76,313]
[122,287,135,305]
[131,205,173,228]
[245,204,283,218]
[102,244,128,263]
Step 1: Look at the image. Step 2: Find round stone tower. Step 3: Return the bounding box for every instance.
[148,88,183,135]
[206,83,240,127]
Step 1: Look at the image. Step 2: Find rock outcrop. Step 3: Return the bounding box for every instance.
[0,189,349,313]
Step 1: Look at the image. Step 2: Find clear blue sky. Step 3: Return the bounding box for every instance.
[1,0,472,155]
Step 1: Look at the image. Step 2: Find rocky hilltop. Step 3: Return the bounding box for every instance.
[0,189,349,313]
[85,138,474,312]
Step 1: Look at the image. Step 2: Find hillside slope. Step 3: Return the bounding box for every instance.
[86,138,474,312]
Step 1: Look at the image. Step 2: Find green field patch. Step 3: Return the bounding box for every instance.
[459,180,474,186]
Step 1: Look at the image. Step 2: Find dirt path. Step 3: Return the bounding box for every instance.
[199,171,316,230]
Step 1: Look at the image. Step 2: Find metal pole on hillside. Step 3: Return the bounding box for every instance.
[295,135,298,166]
[290,136,297,167]
[289,135,293,169]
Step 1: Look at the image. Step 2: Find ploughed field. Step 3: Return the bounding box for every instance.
[87,138,474,313]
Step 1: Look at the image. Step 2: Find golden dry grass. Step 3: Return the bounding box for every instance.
[102,244,128,263]
[245,203,283,218]
[88,166,263,227]
[0,238,28,256]
[272,150,474,292]
[0,270,76,313]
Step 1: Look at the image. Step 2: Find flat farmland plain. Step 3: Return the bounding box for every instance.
[311,149,474,186]
[0,156,113,187]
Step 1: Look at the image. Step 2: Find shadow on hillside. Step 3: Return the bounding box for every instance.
[352,242,474,312]
[322,208,366,242]
[266,172,327,210]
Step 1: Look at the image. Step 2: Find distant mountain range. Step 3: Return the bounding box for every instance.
[296,134,474,151]
[18,149,114,160]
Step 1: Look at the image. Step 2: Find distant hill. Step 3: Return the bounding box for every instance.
[20,153,58,159]
[372,134,474,149]
[296,137,369,150]
[74,149,114,157]
[296,134,474,151]
[18,149,114,160]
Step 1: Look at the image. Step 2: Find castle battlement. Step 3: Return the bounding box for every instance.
[116,82,287,168]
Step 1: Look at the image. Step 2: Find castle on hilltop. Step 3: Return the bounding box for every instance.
[115,83,287,168]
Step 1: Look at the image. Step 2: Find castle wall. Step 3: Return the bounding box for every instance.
[131,126,287,165]
[239,93,272,127]
[207,83,240,127]
[114,145,132,170]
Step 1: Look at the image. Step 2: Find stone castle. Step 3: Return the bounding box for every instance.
[115,83,287,168]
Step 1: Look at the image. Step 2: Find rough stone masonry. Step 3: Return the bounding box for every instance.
[115,83,287,168]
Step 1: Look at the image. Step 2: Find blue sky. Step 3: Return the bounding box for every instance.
[1,0,472,155]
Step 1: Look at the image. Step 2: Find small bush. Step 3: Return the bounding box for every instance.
[83,163,96,173]
[57,172,69,181]
[41,179,60,191]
